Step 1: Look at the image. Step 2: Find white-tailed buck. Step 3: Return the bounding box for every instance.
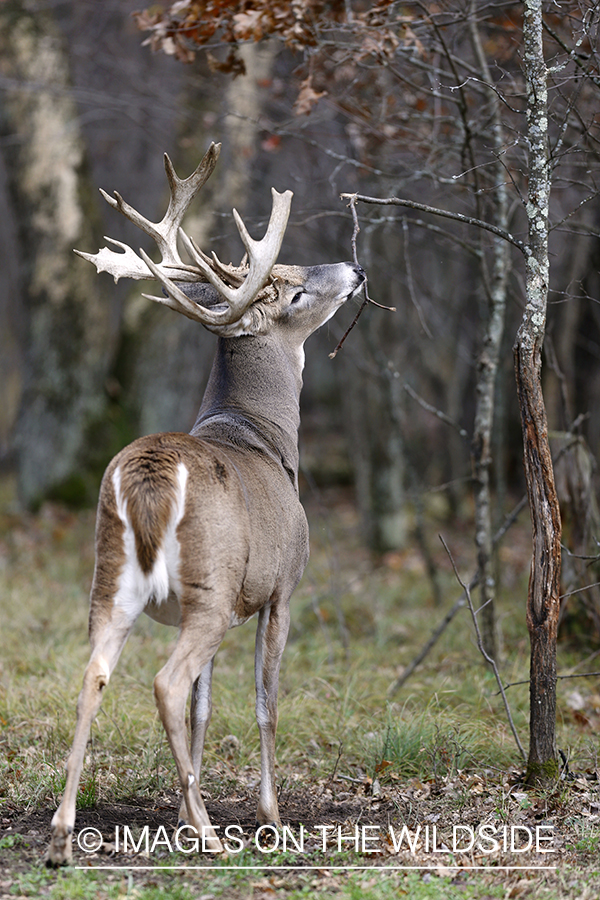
[46,142,365,865]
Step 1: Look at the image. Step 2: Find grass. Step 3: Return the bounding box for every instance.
[0,866,511,900]
[1,473,600,898]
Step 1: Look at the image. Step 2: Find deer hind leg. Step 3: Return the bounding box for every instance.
[153,614,227,854]
[46,610,135,867]
[177,656,215,826]
[254,601,291,827]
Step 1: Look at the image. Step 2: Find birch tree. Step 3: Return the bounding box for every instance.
[467,3,511,663]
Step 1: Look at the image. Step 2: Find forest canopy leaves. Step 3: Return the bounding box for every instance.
[132,0,418,94]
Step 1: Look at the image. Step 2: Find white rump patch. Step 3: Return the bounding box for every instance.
[112,462,188,622]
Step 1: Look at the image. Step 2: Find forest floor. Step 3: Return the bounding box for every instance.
[1,471,599,899]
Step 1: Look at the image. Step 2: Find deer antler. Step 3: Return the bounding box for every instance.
[75,143,293,327]
[74,143,221,283]
[141,189,292,326]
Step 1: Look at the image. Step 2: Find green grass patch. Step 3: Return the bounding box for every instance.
[0,866,512,900]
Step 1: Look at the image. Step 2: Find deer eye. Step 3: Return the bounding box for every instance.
[291,289,305,304]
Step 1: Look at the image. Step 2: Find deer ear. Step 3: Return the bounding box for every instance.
[171,280,251,336]
[172,282,228,312]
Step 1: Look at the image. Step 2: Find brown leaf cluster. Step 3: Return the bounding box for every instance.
[132,0,422,108]
[133,1,348,63]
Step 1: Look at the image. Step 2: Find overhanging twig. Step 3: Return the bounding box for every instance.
[329,194,395,358]
[340,192,526,255]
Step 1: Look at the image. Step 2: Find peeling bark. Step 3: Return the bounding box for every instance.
[515,0,561,784]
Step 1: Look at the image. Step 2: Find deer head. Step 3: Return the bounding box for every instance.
[77,142,345,338]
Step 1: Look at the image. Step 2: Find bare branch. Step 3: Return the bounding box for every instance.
[340,193,526,254]
[499,671,600,694]
[387,596,466,695]
[559,580,600,602]
[402,217,433,339]
[403,383,469,440]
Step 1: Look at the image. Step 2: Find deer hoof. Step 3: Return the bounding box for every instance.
[45,830,73,867]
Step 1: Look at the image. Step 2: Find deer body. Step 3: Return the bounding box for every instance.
[46,145,364,865]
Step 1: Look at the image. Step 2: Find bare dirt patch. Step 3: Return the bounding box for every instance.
[1,769,598,874]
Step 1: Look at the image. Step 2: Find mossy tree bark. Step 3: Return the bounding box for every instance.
[0,2,115,507]
[515,0,562,785]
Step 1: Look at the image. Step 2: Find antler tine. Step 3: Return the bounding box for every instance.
[74,237,159,281]
[118,144,222,265]
[181,238,246,287]
[76,142,222,283]
[178,188,293,319]
[162,145,220,246]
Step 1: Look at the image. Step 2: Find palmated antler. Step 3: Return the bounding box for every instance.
[75,143,293,327]
[76,143,222,283]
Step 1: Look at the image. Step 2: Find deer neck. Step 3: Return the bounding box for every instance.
[191,335,304,486]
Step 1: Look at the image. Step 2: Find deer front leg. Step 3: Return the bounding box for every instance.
[177,657,214,827]
[46,617,133,867]
[154,618,226,854]
[254,601,290,827]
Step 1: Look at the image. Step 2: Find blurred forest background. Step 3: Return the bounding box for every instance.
[2,0,600,643]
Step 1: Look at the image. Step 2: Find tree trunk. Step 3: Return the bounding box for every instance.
[126,41,279,439]
[468,6,511,662]
[0,148,24,464]
[515,0,561,785]
[0,2,115,507]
